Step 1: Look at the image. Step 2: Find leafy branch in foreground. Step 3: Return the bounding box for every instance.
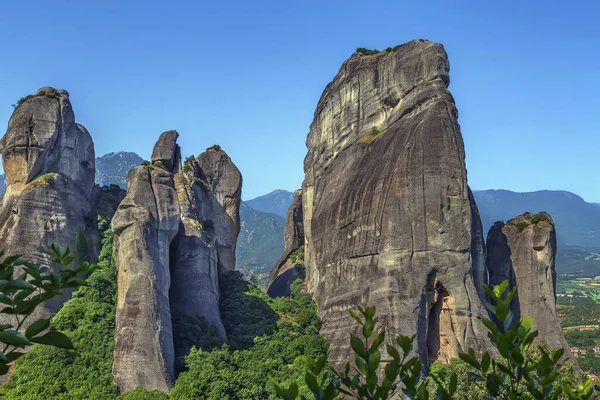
[0,245,97,375]
[275,280,596,400]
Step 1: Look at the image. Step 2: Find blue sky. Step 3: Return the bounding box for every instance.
[0,0,598,201]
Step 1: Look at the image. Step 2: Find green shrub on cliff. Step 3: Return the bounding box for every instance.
[0,229,118,399]
[170,276,330,399]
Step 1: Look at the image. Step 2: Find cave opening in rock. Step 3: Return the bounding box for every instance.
[426,280,449,366]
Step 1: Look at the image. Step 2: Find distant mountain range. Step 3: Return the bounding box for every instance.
[245,189,294,218]
[244,188,600,277]
[236,203,285,283]
[95,152,143,188]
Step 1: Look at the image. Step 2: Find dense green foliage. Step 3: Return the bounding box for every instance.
[356,48,380,55]
[117,388,169,400]
[0,230,118,399]
[170,276,329,399]
[0,245,96,377]
[275,281,594,400]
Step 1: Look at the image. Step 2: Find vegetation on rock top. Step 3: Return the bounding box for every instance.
[506,211,554,232]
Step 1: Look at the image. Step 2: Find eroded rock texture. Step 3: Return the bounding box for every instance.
[301,40,489,372]
[113,135,242,393]
[487,213,571,355]
[194,148,242,270]
[0,88,95,314]
[267,189,305,297]
[112,166,180,393]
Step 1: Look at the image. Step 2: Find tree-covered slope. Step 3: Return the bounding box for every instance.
[236,202,285,284]
[0,225,118,399]
[0,221,328,399]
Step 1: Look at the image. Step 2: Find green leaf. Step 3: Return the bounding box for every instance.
[288,382,298,399]
[3,279,34,290]
[350,334,367,359]
[5,351,25,362]
[486,373,499,396]
[0,294,11,305]
[363,318,374,338]
[449,372,457,395]
[273,384,287,398]
[387,344,400,361]
[396,335,413,354]
[0,330,32,346]
[371,331,385,352]
[494,280,509,298]
[481,352,491,372]
[25,318,50,338]
[305,371,319,393]
[496,300,509,322]
[458,352,481,370]
[31,331,74,349]
[367,348,381,372]
[313,355,327,375]
[14,288,34,303]
[385,361,400,382]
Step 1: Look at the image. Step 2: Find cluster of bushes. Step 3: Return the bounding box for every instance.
[170,275,329,399]
[0,229,118,399]
[356,45,403,56]
[13,88,59,108]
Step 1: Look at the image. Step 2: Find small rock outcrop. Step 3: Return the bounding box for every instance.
[112,136,242,393]
[267,189,305,297]
[301,40,490,371]
[486,212,571,355]
[0,88,95,314]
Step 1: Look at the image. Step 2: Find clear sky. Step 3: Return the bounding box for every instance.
[0,0,598,201]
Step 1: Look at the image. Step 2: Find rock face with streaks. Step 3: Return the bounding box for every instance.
[486,212,571,355]
[301,40,490,372]
[112,136,242,393]
[0,88,95,314]
[267,189,305,297]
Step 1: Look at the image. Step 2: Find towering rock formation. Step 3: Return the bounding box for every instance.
[486,212,571,355]
[112,164,180,393]
[301,40,490,371]
[0,87,95,313]
[266,189,305,297]
[170,147,242,336]
[112,136,242,394]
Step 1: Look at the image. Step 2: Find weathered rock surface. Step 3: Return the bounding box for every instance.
[195,148,242,270]
[0,88,95,314]
[487,213,571,355]
[113,136,242,393]
[267,189,305,297]
[151,130,180,172]
[301,40,490,371]
[112,166,180,393]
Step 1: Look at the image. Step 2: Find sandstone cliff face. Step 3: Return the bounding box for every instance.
[267,189,305,297]
[301,40,489,371]
[112,135,242,393]
[0,88,95,313]
[487,213,570,355]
